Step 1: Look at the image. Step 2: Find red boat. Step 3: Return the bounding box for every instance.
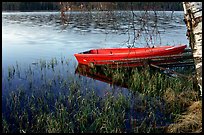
[74,44,187,66]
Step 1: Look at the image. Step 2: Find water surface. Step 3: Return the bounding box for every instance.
[2,11,189,129]
[2,10,189,104]
[2,11,188,69]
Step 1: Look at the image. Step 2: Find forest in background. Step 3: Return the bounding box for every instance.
[2,2,183,11]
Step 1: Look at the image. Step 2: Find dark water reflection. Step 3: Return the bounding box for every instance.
[2,58,174,130]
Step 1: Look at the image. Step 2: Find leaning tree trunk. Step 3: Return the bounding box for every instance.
[182,2,202,96]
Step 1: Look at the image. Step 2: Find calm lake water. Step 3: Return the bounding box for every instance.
[2,11,188,68]
[2,10,189,94]
[2,11,189,129]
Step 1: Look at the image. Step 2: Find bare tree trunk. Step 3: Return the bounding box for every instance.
[183,2,202,96]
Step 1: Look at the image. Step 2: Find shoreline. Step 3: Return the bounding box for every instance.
[2,9,183,12]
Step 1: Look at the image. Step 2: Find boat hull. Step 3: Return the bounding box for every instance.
[74,45,187,66]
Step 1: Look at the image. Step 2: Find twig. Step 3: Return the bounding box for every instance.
[150,63,192,79]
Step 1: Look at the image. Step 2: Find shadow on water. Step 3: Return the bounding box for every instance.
[74,63,197,132]
[3,57,193,133]
[2,56,199,133]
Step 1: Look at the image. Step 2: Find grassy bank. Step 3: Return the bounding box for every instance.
[2,58,201,133]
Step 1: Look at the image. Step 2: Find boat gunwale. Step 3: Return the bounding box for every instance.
[75,45,187,55]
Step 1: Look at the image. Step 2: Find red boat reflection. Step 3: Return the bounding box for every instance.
[75,64,129,88]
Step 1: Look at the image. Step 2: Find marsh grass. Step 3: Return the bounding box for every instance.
[166,101,202,133]
[2,58,200,133]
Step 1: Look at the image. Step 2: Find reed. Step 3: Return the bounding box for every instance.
[2,58,199,133]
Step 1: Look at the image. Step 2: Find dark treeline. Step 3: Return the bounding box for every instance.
[2,2,183,11]
[2,2,59,11]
